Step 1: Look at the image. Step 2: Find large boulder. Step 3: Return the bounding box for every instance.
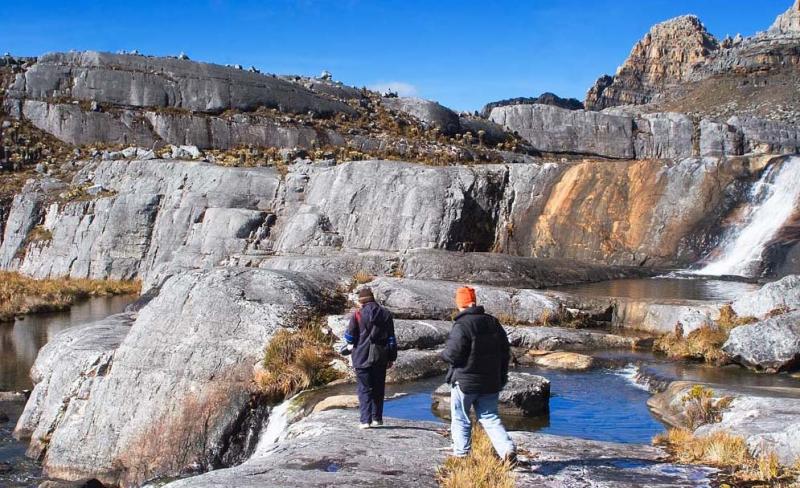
[723,310,800,372]
[381,97,461,135]
[163,410,448,488]
[432,372,550,417]
[327,315,451,350]
[488,104,634,158]
[17,268,327,486]
[386,349,447,383]
[731,275,800,319]
[364,277,560,322]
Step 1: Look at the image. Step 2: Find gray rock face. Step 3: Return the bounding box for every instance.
[10,160,281,284]
[612,298,722,335]
[275,160,508,254]
[382,97,461,135]
[386,349,447,383]
[432,372,550,417]
[769,0,800,35]
[730,116,800,155]
[328,314,451,350]
[0,180,46,269]
[505,325,638,351]
[699,119,743,157]
[9,51,354,116]
[163,410,448,488]
[17,268,326,486]
[634,112,694,160]
[731,275,800,318]
[489,104,635,158]
[513,432,716,487]
[723,310,800,372]
[365,277,559,322]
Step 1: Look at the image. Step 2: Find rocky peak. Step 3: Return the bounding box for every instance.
[770,0,800,34]
[586,15,719,110]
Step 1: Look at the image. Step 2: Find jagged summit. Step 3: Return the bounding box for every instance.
[770,0,800,34]
[585,14,718,110]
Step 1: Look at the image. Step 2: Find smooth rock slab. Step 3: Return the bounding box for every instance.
[328,314,451,350]
[163,410,448,488]
[366,277,559,322]
[432,372,550,417]
[519,350,596,370]
[513,432,717,487]
[387,349,447,383]
[505,325,638,351]
[723,310,800,372]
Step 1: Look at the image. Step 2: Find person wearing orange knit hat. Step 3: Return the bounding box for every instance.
[441,286,516,464]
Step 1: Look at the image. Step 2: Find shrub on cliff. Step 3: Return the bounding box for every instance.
[255,309,342,403]
[0,271,140,321]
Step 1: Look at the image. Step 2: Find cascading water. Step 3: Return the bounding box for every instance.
[694,156,800,277]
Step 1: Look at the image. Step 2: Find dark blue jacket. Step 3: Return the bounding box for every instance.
[344,301,397,369]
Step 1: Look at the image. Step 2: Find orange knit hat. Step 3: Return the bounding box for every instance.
[455,286,477,309]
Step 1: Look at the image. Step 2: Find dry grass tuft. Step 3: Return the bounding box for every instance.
[654,429,794,485]
[437,425,515,488]
[681,385,733,429]
[654,305,757,364]
[255,310,342,403]
[352,270,374,285]
[0,271,140,322]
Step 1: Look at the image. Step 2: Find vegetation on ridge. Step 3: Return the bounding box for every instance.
[0,271,141,322]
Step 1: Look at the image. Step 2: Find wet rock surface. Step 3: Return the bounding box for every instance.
[505,325,638,351]
[432,372,550,417]
[731,274,800,319]
[517,350,596,370]
[513,432,717,487]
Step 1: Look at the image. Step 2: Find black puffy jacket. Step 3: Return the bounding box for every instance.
[441,306,510,394]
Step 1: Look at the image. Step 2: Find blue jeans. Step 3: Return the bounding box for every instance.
[450,384,515,458]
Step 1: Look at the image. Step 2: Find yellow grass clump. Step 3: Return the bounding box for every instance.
[255,310,342,403]
[436,425,515,488]
[654,305,757,364]
[0,271,140,322]
[654,429,794,485]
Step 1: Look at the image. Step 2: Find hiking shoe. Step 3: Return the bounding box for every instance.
[370,420,383,427]
[358,423,371,429]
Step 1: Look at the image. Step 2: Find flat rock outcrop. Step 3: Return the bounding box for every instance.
[505,325,637,351]
[17,267,327,486]
[163,410,448,488]
[381,97,461,135]
[364,277,560,322]
[432,372,550,417]
[723,310,800,372]
[513,432,716,487]
[328,315,451,351]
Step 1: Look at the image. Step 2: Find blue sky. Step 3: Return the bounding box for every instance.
[0,0,791,111]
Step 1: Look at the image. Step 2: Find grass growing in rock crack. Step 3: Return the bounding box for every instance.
[436,425,515,488]
[255,308,343,403]
[653,305,757,364]
[0,271,141,322]
[682,385,733,430]
[653,429,798,486]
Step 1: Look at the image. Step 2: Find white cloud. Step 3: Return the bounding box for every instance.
[368,81,419,97]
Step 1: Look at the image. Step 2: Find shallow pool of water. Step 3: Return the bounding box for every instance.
[551,277,759,301]
[0,295,137,391]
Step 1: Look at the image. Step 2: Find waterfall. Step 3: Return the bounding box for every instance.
[252,393,305,456]
[695,157,800,277]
